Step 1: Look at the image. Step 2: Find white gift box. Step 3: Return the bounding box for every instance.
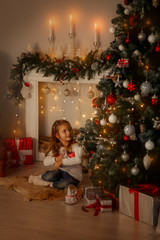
[119,185,157,226]
[84,187,103,204]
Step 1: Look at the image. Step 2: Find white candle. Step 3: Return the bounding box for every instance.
[70,14,73,34]
[49,19,53,38]
[94,23,97,42]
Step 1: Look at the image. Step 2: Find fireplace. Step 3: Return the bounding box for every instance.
[24,70,100,161]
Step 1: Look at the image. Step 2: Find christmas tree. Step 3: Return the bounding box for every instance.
[79,0,160,196]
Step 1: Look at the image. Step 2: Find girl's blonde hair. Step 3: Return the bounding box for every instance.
[45,120,73,157]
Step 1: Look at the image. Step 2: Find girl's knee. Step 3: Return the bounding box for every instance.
[42,171,54,181]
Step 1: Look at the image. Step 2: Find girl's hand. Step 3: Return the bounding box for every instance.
[55,153,65,163]
[54,160,62,170]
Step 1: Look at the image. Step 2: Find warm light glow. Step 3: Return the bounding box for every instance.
[145,65,149,70]
[82,114,86,118]
[95,23,97,30]
[115,159,118,164]
[141,103,144,108]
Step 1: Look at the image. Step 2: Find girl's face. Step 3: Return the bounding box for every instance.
[56,123,72,143]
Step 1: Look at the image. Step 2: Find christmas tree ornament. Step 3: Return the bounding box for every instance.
[129,15,136,26]
[123,79,130,88]
[109,26,115,34]
[152,117,160,129]
[124,135,130,141]
[114,75,122,88]
[92,98,100,108]
[64,88,70,96]
[116,58,129,68]
[128,82,135,91]
[106,54,111,60]
[131,165,140,175]
[100,118,107,126]
[152,0,159,8]
[99,91,104,98]
[125,37,130,44]
[87,88,95,98]
[118,44,125,51]
[134,93,141,101]
[124,124,135,136]
[64,185,78,205]
[133,50,140,56]
[138,30,146,41]
[143,154,152,170]
[42,86,51,94]
[140,80,152,97]
[106,94,116,105]
[145,139,155,150]
[148,33,157,44]
[21,81,32,99]
[91,62,99,71]
[155,44,160,52]
[108,113,117,124]
[121,151,129,161]
[124,8,130,15]
[152,95,158,105]
[93,108,101,116]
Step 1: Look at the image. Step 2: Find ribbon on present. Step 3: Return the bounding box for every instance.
[15,138,33,164]
[129,184,160,221]
[82,200,100,216]
[82,198,112,216]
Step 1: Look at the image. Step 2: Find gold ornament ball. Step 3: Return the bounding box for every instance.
[64,88,70,97]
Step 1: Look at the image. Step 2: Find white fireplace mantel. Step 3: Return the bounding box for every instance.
[24,70,105,161]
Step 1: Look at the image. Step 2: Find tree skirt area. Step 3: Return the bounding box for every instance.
[0,175,65,202]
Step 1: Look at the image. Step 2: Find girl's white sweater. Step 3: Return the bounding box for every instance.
[43,143,83,181]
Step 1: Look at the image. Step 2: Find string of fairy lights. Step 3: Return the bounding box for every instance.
[13,82,98,136]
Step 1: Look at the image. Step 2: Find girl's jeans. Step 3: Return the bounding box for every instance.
[42,169,79,189]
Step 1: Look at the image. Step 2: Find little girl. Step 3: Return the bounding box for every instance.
[28,120,83,189]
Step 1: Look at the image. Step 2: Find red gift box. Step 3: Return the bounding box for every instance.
[4,137,33,166]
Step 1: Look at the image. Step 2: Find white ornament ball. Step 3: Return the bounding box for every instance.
[133,50,140,56]
[124,124,135,136]
[93,108,101,116]
[109,26,115,34]
[131,165,140,176]
[124,8,130,15]
[143,154,152,170]
[99,91,104,98]
[64,88,70,96]
[100,118,107,126]
[121,151,129,161]
[123,79,130,88]
[118,44,125,51]
[138,31,146,41]
[134,93,141,101]
[140,81,152,97]
[148,33,156,44]
[145,139,155,150]
[108,113,117,124]
[42,86,51,94]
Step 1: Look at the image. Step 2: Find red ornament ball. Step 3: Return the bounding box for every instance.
[129,15,136,26]
[155,45,160,52]
[95,119,100,125]
[125,37,130,44]
[106,54,111,61]
[124,135,130,141]
[92,98,100,108]
[106,94,116,105]
[90,150,94,154]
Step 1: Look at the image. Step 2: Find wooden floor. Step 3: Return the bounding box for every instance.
[0,162,159,240]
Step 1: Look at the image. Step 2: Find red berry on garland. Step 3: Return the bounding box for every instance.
[106,94,116,105]
[95,119,100,125]
[155,44,160,52]
[124,0,132,5]
[90,151,94,154]
[106,54,111,60]
[92,98,100,108]
[129,15,136,26]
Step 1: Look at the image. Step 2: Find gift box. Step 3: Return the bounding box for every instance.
[119,185,160,226]
[3,137,33,167]
[96,193,112,212]
[84,186,103,204]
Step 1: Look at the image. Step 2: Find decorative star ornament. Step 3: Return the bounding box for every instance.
[114,75,122,88]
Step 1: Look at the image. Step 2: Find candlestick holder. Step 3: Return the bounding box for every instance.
[48,36,55,59]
